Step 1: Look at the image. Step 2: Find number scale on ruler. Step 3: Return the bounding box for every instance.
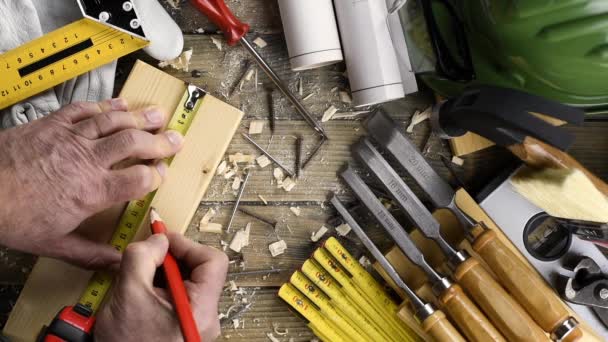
[0,18,148,110]
[78,85,205,313]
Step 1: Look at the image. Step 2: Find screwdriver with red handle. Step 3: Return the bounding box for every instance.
[190,0,327,138]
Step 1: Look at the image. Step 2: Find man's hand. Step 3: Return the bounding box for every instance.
[0,98,183,268]
[95,233,228,341]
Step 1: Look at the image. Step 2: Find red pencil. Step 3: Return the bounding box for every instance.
[150,208,201,342]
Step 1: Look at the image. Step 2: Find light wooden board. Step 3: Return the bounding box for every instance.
[2,60,243,342]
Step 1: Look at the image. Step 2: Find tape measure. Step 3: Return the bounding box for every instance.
[77,85,205,313]
[0,2,149,110]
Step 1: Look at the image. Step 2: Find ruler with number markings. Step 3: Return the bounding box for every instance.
[78,85,205,313]
[0,0,149,110]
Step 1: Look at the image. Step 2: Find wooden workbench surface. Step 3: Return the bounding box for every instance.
[1,1,608,340]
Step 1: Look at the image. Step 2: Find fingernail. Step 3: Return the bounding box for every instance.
[156,161,168,178]
[144,108,163,124]
[165,130,184,146]
[110,98,127,110]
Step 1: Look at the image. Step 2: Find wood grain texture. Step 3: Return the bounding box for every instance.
[438,284,505,342]
[508,136,608,196]
[2,61,243,341]
[453,257,548,341]
[473,228,574,334]
[422,310,466,342]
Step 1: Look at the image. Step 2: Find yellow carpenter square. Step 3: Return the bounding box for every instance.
[0,18,148,110]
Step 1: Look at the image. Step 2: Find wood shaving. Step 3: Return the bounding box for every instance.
[266,333,281,342]
[339,91,352,104]
[249,121,265,135]
[220,240,228,251]
[256,155,271,168]
[229,153,256,164]
[199,222,223,234]
[451,155,465,166]
[273,326,289,336]
[290,207,301,216]
[245,68,255,81]
[211,36,223,51]
[273,168,285,185]
[282,177,296,192]
[268,240,287,257]
[258,194,268,205]
[232,318,239,329]
[303,93,314,101]
[321,105,338,122]
[253,37,267,48]
[216,160,228,175]
[331,110,370,120]
[200,208,217,226]
[298,77,303,96]
[335,223,352,236]
[199,208,222,233]
[165,0,180,9]
[232,176,242,190]
[224,170,236,179]
[359,255,372,268]
[229,280,238,291]
[158,48,193,72]
[311,225,328,242]
[330,87,338,92]
[406,107,432,133]
[229,223,251,253]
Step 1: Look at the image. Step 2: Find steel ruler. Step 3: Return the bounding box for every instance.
[0,1,149,110]
[78,85,205,313]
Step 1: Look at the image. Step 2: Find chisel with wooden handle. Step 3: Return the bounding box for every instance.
[364,110,582,341]
[353,138,547,341]
[340,166,505,342]
[330,195,465,342]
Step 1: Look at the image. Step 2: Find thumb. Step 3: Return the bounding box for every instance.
[56,233,122,270]
[120,234,169,286]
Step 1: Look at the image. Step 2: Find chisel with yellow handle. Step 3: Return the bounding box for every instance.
[341,166,507,342]
[330,195,465,342]
[278,284,347,342]
[301,260,400,342]
[364,110,582,341]
[312,248,420,342]
[290,271,378,342]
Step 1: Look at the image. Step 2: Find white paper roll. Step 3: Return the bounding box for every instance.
[278,0,343,71]
[334,0,405,107]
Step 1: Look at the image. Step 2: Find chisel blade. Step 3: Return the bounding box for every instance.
[353,138,461,261]
[340,165,443,283]
[364,110,474,228]
[329,194,427,310]
[364,110,455,208]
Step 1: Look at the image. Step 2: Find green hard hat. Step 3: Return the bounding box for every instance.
[418,0,608,114]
